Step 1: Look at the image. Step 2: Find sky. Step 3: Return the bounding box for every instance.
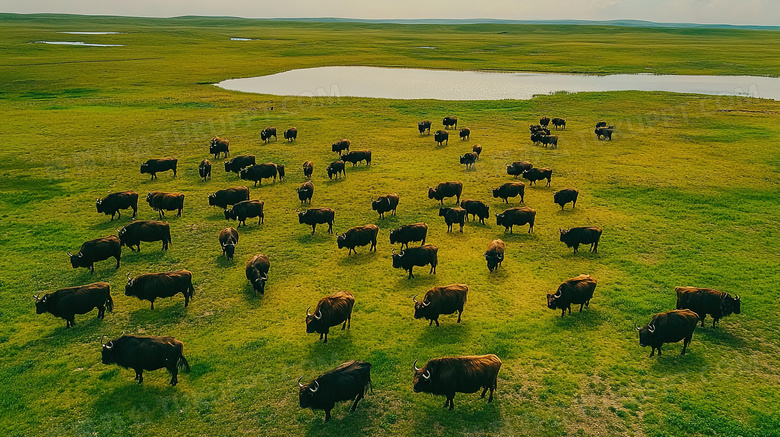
[1,0,778,27]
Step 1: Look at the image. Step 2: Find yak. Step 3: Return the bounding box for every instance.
[547,274,597,317]
[492,182,525,203]
[209,137,230,158]
[101,334,190,385]
[146,191,184,218]
[140,157,177,179]
[337,224,379,254]
[371,193,399,218]
[484,239,505,272]
[326,160,346,180]
[297,181,314,205]
[245,254,270,295]
[428,181,463,205]
[675,287,741,328]
[125,270,195,310]
[412,284,468,327]
[298,361,372,422]
[460,199,489,224]
[117,220,171,251]
[96,191,138,221]
[637,309,699,357]
[434,130,449,146]
[208,186,250,209]
[412,354,502,410]
[34,282,113,328]
[305,290,355,343]
[496,207,536,233]
[298,208,335,235]
[224,155,256,174]
[389,223,428,249]
[218,227,239,261]
[199,159,211,181]
[284,127,298,142]
[68,235,121,273]
[554,188,579,210]
[392,244,438,279]
[224,200,264,227]
[559,227,602,254]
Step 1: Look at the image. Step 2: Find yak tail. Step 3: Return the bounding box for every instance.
[364,376,373,395]
[178,355,191,372]
[188,280,195,299]
[106,292,114,313]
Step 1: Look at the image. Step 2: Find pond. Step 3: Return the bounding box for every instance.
[215,66,780,101]
[35,41,124,47]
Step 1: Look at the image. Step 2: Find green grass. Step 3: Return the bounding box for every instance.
[1,14,780,437]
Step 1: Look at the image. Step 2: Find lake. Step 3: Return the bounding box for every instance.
[215,66,780,101]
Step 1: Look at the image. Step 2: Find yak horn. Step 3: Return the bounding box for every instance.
[306,306,311,316]
[648,324,655,333]
[412,294,418,303]
[422,370,431,380]
[67,251,72,256]
[310,380,320,393]
[413,359,420,372]
[100,335,109,346]
[297,376,304,388]
[314,310,322,320]
[105,340,114,350]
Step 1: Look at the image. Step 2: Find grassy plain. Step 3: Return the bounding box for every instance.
[1,14,779,437]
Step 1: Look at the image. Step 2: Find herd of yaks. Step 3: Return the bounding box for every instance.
[30,114,742,421]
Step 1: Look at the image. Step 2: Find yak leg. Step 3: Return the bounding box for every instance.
[115,255,121,269]
[434,318,440,327]
[184,292,190,307]
[457,309,462,323]
[572,244,579,254]
[150,300,155,310]
[169,367,179,386]
[135,370,144,384]
[429,319,434,326]
[682,336,692,355]
[408,267,414,279]
[324,409,332,422]
[480,387,488,398]
[447,396,455,410]
[322,332,328,344]
[351,392,364,411]
[311,224,316,235]
[579,303,585,312]
[488,386,495,403]
[98,305,105,319]
[592,241,599,253]
[327,222,333,234]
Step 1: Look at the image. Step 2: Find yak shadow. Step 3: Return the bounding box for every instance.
[336,250,379,266]
[302,405,374,437]
[408,393,503,433]
[695,324,747,348]
[296,231,334,244]
[415,317,471,345]
[547,306,607,329]
[125,298,190,324]
[90,378,179,420]
[324,176,347,186]
[393,270,438,289]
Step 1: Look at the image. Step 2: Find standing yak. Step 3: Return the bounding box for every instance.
[305,290,355,344]
[484,239,505,272]
[284,127,298,142]
[554,188,579,210]
[303,161,314,179]
[125,270,195,310]
[34,282,113,328]
[140,157,177,180]
[412,284,468,327]
[637,309,699,357]
[392,244,438,279]
[460,199,489,224]
[298,361,372,422]
[208,187,250,210]
[443,116,458,129]
[337,224,379,255]
[434,130,449,146]
[496,207,536,233]
[146,191,185,218]
[96,191,138,221]
[101,334,190,386]
[245,254,270,295]
[371,193,399,218]
[68,235,122,273]
[209,137,230,158]
[418,120,432,135]
[412,354,502,410]
[260,126,277,143]
[675,287,741,328]
[559,227,602,254]
[224,200,265,227]
[297,181,314,205]
[298,208,335,235]
[506,161,533,179]
[389,223,428,249]
[117,220,171,252]
[546,274,597,317]
[199,159,212,181]
[218,227,239,261]
[492,182,525,203]
[428,181,463,205]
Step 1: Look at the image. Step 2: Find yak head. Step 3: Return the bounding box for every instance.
[224,161,232,172]
[297,376,320,408]
[371,197,389,211]
[484,251,503,272]
[139,163,150,174]
[207,193,219,206]
[251,271,267,294]
[637,322,657,348]
[222,239,236,260]
[68,251,86,269]
[100,335,117,365]
[495,213,506,227]
[336,233,348,249]
[297,210,309,224]
[412,360,433,393]
[239,167,250,179]
[33,293,49,314]
[391,250,405,269]
[95,198,104,213]
[438,207,449,217]
[722,294,742,316]
[546,288,564,310]
[491,186,501,198]
[124,275,137,297]
[559,228,571,242]
[459,155,469,164]
[412,295,434,320]
[305,306,325,333]
[224,208,238,221]
[427,187,437,199]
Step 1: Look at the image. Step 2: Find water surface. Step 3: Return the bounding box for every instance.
[215,66,780,101]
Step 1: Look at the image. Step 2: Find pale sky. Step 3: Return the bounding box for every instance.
[1,0,778,27]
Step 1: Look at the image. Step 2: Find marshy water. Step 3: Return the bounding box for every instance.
[35,41,124,47]
[215,66,780,101]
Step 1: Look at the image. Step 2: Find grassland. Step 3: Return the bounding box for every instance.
[1,14,779,437]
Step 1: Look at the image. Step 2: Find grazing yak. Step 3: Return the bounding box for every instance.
[224,155,256,174]
[551,117,566,130]
[439,207,467,233]
[547,274,597,317]
[596,121,607,128]
[372,193,399,218]
[428,181,463,205]
[332,139,350,154]
[218,227,239,261]
[539,135,558,148]
[484,239,505,272]
[140,157,177,179]
[531,131,545,145]
[337,224,379,254]
[341,150,372,167]
[298,207,335,235]
[492,182,525,203]
[539,116,551,128]
[392,244,438,279]
[298,361,372,422]
[472,144,483,158]
[554,188,579,210]
[260,126,277,143]
[637,309,699,357]
[34,282,113,328]
[303,161,314,179]
[506,161,533,178]
[413,283,468,327]
[459,128,470,140]
[460,199,489,224]
[117,220,171,251]
[199,159,211,181]
[434,130,449,146]
[496,207,536,233]
[389,223,428,249]
[326,160,346,180]
[240,163,278,186]
[146,191,184,218]
[284,127,298,142]
[418,120,432,135]
[442,116,458,129]
[209,137,230,158]
[675,287,741,328]
[559,227,602,254]
[245,254,270,295]
[96,191,138,221]
[412,354,502,410]
[101,334,190,386]
[530,124,551,135]
[305,290,355,344]
[208,186,250,209]
[297,181,314,204]
[68,235,121,273]
[459,152,478,169]
[224,200,264,227]
[522,167,553,187]
[595,127,614,140]
[125,270,195,310]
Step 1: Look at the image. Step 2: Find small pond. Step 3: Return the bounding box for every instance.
[35,41,124,47]
[215,66,780,101]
